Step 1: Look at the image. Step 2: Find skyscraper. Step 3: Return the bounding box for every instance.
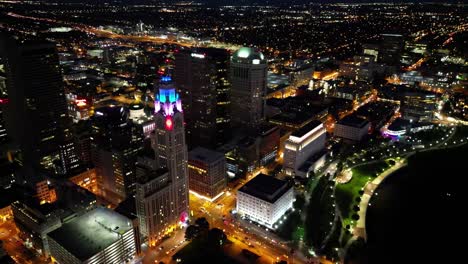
[230,47,267,131]
[0,34,69,184]
[92,106,144,204]
[379,34,404,65]
[152,77,189,216]
[136,77,188,244]
[174,48,231,148]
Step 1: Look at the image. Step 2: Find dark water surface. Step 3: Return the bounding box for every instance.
[365,146,462,264]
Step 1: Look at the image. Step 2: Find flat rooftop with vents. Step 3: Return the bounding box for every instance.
[47,207,134,262]
[238,174,291,203]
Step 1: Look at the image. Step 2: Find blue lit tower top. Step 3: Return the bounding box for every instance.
[154,76,183,127]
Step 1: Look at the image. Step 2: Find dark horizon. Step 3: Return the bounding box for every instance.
[39,0,468,4]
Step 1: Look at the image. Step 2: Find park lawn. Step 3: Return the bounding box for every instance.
[335,160,391,229]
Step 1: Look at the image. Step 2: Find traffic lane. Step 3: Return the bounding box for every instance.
[189,194,297,260]
[142,228,187,264]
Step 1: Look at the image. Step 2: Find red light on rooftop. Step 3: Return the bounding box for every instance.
[165,117,173,131]
[0,98,9,104]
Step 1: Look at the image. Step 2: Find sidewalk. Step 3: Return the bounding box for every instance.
[353,160,406,239]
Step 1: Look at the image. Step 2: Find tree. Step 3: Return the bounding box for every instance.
[306,173,317,193]
[195,217,210,231]
[207,228,227,247]
[337,161,344,171]
[277,211,302,241]
[293,194,306,210]
[185,225,199,241]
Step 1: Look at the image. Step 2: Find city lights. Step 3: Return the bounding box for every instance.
[0,1,465,264]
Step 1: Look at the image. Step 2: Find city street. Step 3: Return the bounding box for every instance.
[0,221,49,264]
[189,191,310,264]
[141,228,187,264]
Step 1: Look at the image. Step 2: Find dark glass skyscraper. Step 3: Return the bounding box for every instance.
[230,47,267,132]
[0,34,69,184]
[175,48,231,149]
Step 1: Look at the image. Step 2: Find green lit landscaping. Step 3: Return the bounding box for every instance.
[335,159,394,229]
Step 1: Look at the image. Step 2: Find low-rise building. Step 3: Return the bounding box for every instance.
[47,207,137,264]
[12,182,97,257]
[334,115,370,141]
[401,90,437,123]
[236,174,293,228]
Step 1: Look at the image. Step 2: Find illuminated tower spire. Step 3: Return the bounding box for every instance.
[151,76,189,223]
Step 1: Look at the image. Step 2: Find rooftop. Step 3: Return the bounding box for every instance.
[290,120,323,138]
[47,207,133,261]
[136,167,169,185]
[189,147,225,164]
[231,47,266,64]
[239,174,291,203]
[114,196,137,220]
[337,115,369,129]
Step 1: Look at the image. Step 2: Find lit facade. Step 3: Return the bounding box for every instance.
[135,165,173,244]
[283,121,326,176]
[136,77,189,245]
[236,174,293,228]
[68,168,97,194]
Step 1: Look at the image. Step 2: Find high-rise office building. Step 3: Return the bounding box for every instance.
[379,34,404,65]
[136,77,188,244]
[135,164,173,245]
[230,47,268,131]
[188,147,226,201]
[0,34,69,184]
[57,137,80,176]
[92,106,144,204]
[175,48,231,148]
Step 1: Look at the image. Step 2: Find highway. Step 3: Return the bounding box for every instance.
[6,12,240,51]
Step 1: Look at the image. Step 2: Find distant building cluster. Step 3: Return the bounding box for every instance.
[0,1,466,262]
